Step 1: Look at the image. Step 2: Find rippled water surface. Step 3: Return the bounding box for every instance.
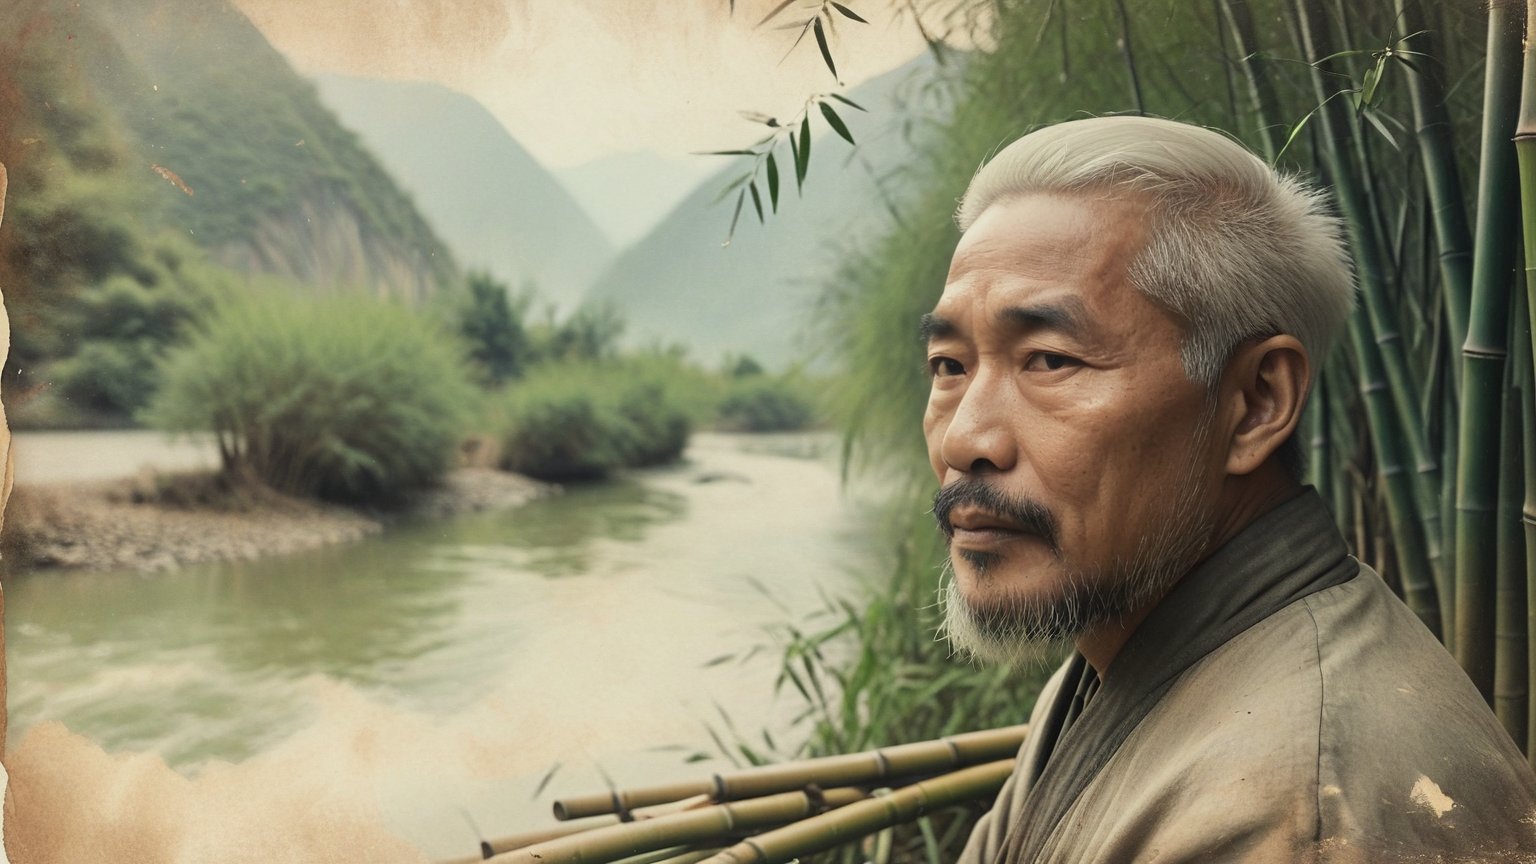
[4,431,883,857]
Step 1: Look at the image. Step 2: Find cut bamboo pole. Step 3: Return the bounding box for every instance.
[699,760,1014,864]
[486,786,868,864]
[1454,0,1527,699]
[553,725,1026,821]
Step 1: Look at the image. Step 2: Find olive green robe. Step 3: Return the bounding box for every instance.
[958,491,1536,863]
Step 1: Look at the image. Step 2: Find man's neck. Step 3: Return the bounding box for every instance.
[1075,469,1305,677]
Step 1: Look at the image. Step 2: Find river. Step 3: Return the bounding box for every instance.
[2,430,884,861]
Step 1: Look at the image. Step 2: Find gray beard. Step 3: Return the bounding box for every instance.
[939,414,1216,670]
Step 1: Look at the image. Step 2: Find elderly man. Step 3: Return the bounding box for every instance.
[929,117,1536,862]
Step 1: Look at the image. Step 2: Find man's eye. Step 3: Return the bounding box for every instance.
[1024,352,1079,372]
[929,357,965,378]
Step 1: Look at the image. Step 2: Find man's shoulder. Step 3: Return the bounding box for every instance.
[1098,565,1536,860]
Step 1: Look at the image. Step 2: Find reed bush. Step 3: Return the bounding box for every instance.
[147,289,477,504]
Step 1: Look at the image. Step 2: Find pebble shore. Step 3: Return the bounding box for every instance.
[1,468,552,572]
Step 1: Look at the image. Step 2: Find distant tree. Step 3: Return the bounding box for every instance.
[542,302,626,363]
[726,353,766,378]
[458,271,530,384]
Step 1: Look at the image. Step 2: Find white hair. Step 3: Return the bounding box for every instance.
[955,116,1355,388]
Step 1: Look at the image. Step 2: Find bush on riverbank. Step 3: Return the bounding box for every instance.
[496,357,707,481]
[146,289,478,504]
[717,375,818,432]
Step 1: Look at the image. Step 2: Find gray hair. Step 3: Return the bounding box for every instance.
[955,116,1355,388]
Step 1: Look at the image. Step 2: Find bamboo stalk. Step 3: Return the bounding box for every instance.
[553,725,1026,821]
[487,787,868,864]
[1216,0,1285,160]
[1395,0,1476,366]
[699,760,1014,864]
[1496,347,1528,746]
[1294,0,1444,628]
[1454,0,1527,699]
[1518,0,1536,761]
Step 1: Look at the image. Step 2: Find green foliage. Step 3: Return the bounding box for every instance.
[458,271,531,385]
[497,356,709,481]
[147,289,477,504]
[54,338,162,418]
[531,301,627,364]
[718,375,818,432]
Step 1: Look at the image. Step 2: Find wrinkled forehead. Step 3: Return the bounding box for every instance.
[938,193,1153,313]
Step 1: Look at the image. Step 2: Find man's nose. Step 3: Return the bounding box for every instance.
[939,370,1018,474]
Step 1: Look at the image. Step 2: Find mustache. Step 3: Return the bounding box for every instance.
[932,479,1060,554]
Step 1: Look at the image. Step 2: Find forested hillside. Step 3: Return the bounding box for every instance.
[0,0,460,424]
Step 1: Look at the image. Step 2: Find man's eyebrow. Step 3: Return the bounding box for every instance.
[918,313,954,342]
[999,300,1090,340]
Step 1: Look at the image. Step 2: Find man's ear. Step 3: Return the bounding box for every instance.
[1221,335,1309,476]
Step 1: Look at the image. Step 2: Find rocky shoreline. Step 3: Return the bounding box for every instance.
[1,468,553,573]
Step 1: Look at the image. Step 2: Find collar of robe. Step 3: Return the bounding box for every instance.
[1000,487,1359,863]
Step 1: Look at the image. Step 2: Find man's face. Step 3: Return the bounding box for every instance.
[922,193,1221,663]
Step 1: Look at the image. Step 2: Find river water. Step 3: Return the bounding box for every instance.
[2,431,886,861]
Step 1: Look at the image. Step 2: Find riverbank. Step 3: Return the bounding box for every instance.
[1,467,552,573]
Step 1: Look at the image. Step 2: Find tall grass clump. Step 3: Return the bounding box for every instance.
[147,288,477,504]
[497,356,710,481]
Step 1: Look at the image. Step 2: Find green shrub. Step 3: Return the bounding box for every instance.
[498,358,705,481]
[54,338,162,416]
[147,289,477,504]
[718,376,818,432]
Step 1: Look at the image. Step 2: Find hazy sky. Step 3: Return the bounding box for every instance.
[233,0,946,169]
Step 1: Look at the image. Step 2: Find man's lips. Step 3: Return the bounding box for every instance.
[947,508,1037,541]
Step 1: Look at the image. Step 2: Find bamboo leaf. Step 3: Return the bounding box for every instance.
[1361,64,1382,106]
[703,653,735,667]
[829,92,867,111]
[766,151,780,212]
[696,149,758,156]
[756,0,797,28]
[813,16,838,80]
[725,189,745,246]
[709,174,751,205]
[1360,106,1401,149]
[531,762,561,799]
[749,180,765,223]
[820,101,856,145]
[830,2,868,23]
[795,115,811,190]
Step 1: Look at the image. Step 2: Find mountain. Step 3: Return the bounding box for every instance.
[312,74,613,311]
[3,0,458,303]
[583,54,953,369]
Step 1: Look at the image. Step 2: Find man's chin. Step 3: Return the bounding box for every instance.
[939,577,1078,671]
